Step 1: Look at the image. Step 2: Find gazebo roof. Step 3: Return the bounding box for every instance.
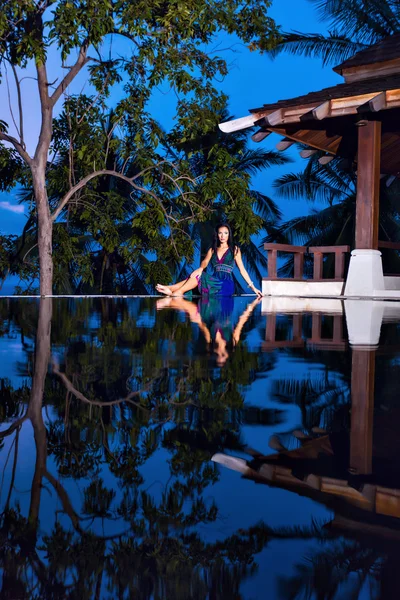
[219,34,400,175]
[334,33,400,75]
[249,73,400,115]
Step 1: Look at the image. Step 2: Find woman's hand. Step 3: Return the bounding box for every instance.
[250,284,263,297]
[190,268,203,279]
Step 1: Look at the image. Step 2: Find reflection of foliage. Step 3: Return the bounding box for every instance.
[271,373,350,432]
[278,537,387,600]
[0,297,283,598]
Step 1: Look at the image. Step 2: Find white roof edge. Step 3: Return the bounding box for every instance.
[218,114,258,133]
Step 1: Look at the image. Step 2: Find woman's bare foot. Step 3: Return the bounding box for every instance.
[156,297,172,310]
[156,284,173,296]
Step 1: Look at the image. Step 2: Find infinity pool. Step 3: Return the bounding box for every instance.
[1,296,400,599]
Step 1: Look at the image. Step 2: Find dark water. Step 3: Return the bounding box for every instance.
[0,296,400,599]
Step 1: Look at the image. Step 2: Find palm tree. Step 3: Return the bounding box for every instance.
[270,0,400,67]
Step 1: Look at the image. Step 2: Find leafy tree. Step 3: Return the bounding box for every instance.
[10,102,290,294]
[0,0,280,295]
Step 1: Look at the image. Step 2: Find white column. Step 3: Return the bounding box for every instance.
[344,249,384,297]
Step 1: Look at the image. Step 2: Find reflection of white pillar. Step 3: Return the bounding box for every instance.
[344,299,384,346]
[344,249,384,297]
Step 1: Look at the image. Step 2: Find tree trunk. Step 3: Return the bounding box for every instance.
[28,297,52,538]
[32,168,53,295]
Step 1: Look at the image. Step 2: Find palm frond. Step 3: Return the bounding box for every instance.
[269,31,366,66]
[249,190,282,221]
[234,149,291,176]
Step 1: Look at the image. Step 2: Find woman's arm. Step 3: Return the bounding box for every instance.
[234,247,263,297]
[232,297,262,345]
[190,248,213,279]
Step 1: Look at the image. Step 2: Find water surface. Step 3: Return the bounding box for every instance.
[1,296,400,599]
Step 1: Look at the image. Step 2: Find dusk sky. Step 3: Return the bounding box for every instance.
[0,0,339,237]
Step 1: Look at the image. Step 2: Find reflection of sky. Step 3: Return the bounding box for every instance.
[0,0,338,239]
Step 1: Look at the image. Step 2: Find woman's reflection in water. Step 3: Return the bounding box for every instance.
[157,295,261,365]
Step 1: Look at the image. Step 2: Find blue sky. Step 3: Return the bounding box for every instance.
[0,0,339,236]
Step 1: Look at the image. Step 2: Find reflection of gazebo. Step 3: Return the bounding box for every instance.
[220,34,400,298]
[213,299,400,540]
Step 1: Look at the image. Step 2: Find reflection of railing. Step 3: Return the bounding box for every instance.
[264,243,350,281]
[263,312,346,352]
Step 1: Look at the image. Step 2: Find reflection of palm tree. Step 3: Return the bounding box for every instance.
[270,372,350,435]
[277,534,400,600]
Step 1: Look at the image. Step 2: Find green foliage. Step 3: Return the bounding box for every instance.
[0,0,281,293]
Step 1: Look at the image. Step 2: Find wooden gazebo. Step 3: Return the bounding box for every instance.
[220,34,400,298]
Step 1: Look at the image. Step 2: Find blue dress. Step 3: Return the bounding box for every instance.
[197,248,235,296]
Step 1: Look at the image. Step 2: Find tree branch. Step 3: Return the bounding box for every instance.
[51,162,196,222]
[52,358,151,411]
[0,132,32,165]
[50,41,90,108]
[9,61,25,149]
[0,413,29,439]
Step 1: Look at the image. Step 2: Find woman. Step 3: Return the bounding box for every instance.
[156,223,263,297]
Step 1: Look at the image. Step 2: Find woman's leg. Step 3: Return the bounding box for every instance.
[156,278,190,294]
[156,277,198,296]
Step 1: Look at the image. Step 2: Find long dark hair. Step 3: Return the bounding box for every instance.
[211,222,237,254]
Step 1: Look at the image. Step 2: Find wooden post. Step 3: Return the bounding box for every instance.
[350,349,375,475]
[355,121,381,249]
[267,249,277,278]
[334,251,345,280]
[293,314,302,340]
[313,252,323,280]
[332,315,343,343]
[311,313,322,341]
[265,314,277,342]
[294,252,304,279]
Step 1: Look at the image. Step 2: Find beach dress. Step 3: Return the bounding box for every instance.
[198,248,235,296]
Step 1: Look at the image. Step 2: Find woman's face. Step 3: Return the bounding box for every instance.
[218,227,230,245]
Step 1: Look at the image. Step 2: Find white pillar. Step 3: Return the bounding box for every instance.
[344,249,384,297]
[344,299,384,346]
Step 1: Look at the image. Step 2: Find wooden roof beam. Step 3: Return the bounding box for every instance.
[276,138,294,151]
[300,148,318,158]
[301,100,332,121]
[251,129,272,143]
[319,155,334,165]
[219,114,260,133]
[255,109,284,128]
[357,92,387,114]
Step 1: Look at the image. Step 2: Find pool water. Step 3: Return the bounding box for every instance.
[1,296,400,599]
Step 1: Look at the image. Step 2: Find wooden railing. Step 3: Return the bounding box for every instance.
[309,245,349,280]
[264,243,306,280]
[378,240,400,277]
[378,240,400,250]
[264,243,350,281]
